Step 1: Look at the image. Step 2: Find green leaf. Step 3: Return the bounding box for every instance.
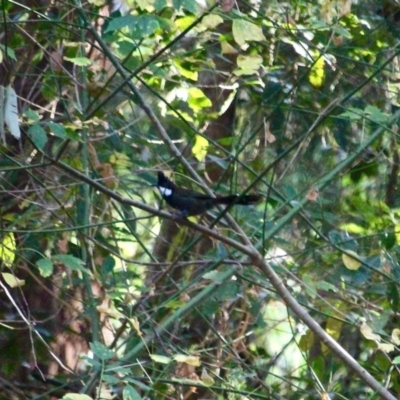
[64,57,92,66]
[154,0,167,11]
[101,256,116,274]
[202,270,227,282]
[53,254,89,274]
[0,44,16,61]
[317,280,338,293]
[36,258,54,278]
[130,15,160,39]
[24,108,41,122]
[90,341,115,360]
[172,0,198,13]
[27,124,47,149]
[102,374,120,384]
[232,20,266,46]
[48,122,67,138]
[364,105,389,124]
[104,15,136,33]
[123,385,142,400]
[387,282,400,312]
[236,54,263,70]
[393,355,400,365]
[302,274,318,299]
[340,107,363,121]
[333,25,353,39]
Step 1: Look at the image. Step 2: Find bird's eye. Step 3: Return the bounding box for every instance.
[158,186,172,196]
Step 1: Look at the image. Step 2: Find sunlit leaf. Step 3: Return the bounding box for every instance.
[174,16,196,30]
[201,14,223,29]
[232,20,266,46]
[61,394,93,400]
[192,134,209,161]
[150,354,172,364]
[0,232,16,267]
[234,54,263,76]
[173,61,198,80]
[64,57,92,66]
[342,250,361,270]
[326,317,343,340]
[2,272,25,288]
[339,222,365,234]
[221,41,238,54]
[360,322,380,341]
[377,343,395,353]
[173,354,201,366]
[290,41,310,59]
[187,88,212,112]
[131,317,142,337]
[201,368,215,386]
[391,328,400,345]
[309,52,325,88]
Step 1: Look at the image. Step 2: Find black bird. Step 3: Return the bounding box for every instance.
[155,171,261,216]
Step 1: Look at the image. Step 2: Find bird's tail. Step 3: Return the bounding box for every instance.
[211,194,261,206]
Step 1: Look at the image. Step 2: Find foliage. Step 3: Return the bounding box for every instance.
[1,0,400,399]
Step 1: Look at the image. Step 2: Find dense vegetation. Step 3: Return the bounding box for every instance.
[1,0,400,399]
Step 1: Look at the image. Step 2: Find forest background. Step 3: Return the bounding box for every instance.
[1,0,400,399]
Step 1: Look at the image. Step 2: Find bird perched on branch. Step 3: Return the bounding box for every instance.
[155,171,261,217]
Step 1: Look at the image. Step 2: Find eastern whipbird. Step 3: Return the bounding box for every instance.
[155,171,261,217]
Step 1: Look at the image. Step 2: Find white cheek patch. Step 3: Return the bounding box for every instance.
[158,186,172,197]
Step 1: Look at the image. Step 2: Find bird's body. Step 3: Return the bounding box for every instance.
[155,171,261,216]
